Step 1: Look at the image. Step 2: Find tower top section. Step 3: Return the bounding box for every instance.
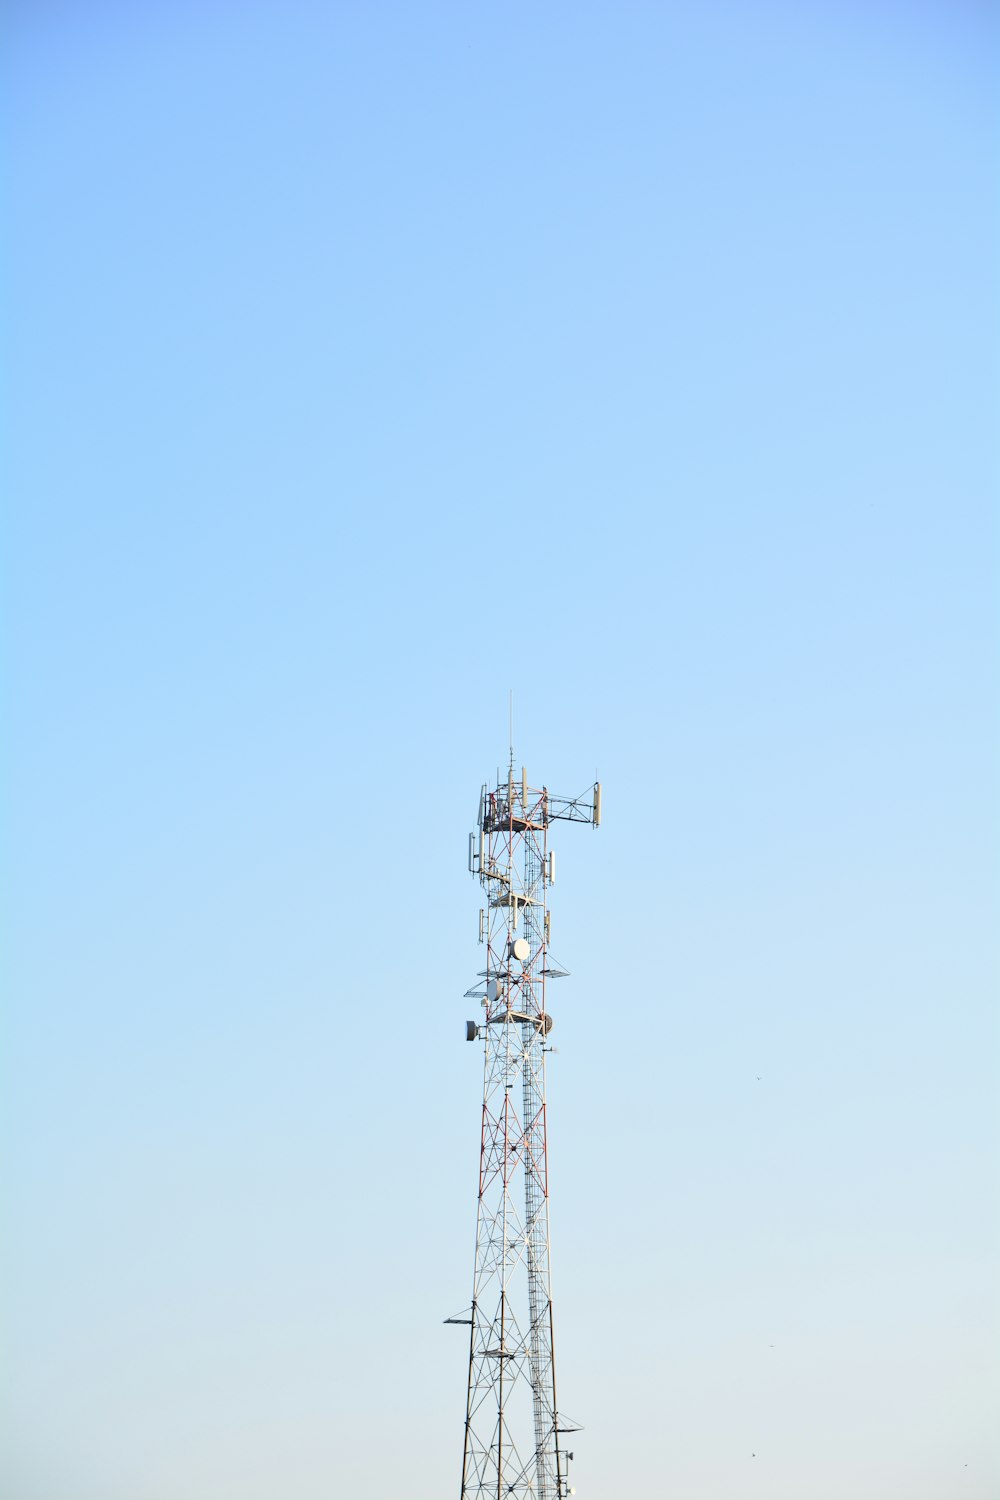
[476,768,601,837]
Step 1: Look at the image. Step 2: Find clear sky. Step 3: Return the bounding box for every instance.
[3,3,997,1497]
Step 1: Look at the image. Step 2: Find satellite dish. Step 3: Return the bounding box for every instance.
[511,937,530,964]
[486,978,500,1004]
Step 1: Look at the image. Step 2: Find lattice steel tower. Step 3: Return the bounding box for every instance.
[453,762,601,1500]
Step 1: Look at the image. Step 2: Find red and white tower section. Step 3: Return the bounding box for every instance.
[453,765,601,1500]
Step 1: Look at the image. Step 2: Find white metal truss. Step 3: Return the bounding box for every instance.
[456,766,600,1500]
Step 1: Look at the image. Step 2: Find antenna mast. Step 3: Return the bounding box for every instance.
[455,760,601,1500]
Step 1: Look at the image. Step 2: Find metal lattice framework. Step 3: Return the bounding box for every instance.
[453,765,600,1500]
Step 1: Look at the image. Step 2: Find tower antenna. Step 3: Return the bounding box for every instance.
[455,754,602,1500]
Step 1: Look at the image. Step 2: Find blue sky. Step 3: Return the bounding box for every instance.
[3,3,997,1497]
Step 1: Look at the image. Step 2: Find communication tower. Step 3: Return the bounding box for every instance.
[451,761,601,1500]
